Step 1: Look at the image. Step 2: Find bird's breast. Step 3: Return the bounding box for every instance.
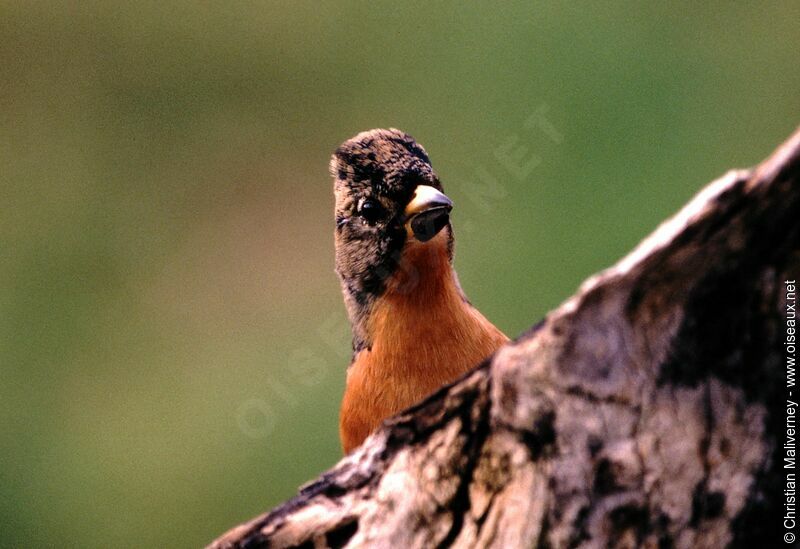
[339,238,508,452]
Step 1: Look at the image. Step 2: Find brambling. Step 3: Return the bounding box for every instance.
[331,129,509,453]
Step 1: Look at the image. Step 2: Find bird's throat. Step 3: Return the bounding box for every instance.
[362,230,502,383]
[340,230,509,453]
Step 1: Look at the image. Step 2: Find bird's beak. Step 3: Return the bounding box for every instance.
[404,185,454,242]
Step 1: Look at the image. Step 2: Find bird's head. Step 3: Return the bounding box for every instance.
[330,128,455,349]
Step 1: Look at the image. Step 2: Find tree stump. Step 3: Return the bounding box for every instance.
[210,127,800,549]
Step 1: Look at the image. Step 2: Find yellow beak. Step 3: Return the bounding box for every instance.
[404,185,453,242]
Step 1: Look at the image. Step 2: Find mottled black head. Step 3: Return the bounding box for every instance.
[330,128,454,351]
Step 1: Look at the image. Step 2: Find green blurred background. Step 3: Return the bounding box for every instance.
[1,2,798,547]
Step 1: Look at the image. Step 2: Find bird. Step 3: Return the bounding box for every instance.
[331,128,509,454]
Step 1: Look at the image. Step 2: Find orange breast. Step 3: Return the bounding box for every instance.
[339,234,508,453]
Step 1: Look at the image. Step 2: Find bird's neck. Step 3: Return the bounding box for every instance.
[339,229,509,454]
[353,230,508,393]
[361,231,474,354]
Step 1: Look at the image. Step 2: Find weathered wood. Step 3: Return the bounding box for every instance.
[210,128,800,549]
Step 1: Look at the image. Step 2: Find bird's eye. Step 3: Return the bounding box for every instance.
[357,198,384,224]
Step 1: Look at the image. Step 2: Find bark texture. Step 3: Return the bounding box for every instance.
[210,128,800,549]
